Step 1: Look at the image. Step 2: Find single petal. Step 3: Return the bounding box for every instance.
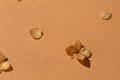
[73,53,85,60]
[0,52,6,63]
[0,62,11,71]
[80,49,92,58]
[30,27,43,40]
[65,45,77,56]
[73,41,83,51]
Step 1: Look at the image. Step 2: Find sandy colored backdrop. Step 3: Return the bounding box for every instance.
[0,0,120,80]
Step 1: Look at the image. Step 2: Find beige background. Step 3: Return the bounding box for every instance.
[0,0,120,80]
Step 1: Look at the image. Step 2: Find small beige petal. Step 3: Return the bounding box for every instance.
[80,46,85,51]
[73,41,83,51]
[0,62,10,71]
[73,53,85,60]
[0,62,11,71]
[30,27,43,40]
[0,52,6,63]
[101,12,112,20]
[65,45,77,56]
[80,49,92,58]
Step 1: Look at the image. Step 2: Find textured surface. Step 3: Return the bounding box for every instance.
[0,0,120,80]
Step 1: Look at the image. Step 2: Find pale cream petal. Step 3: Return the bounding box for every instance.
[80,49,92,58]
[0,62,11,71]
[30,27,43,40]
[101,12,112,20]
[73,53,85,60]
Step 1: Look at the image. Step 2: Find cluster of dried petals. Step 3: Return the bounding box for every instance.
[65,41,92,60]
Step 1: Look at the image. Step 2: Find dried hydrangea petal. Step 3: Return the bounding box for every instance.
[65,45,77,56]
[0,52,6,63]
[30,27,43,40]
[73,41,83,51]
[101,12,112,20]
[0,62,11,71]
[73,53,85,60]
[80,49,92,58]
